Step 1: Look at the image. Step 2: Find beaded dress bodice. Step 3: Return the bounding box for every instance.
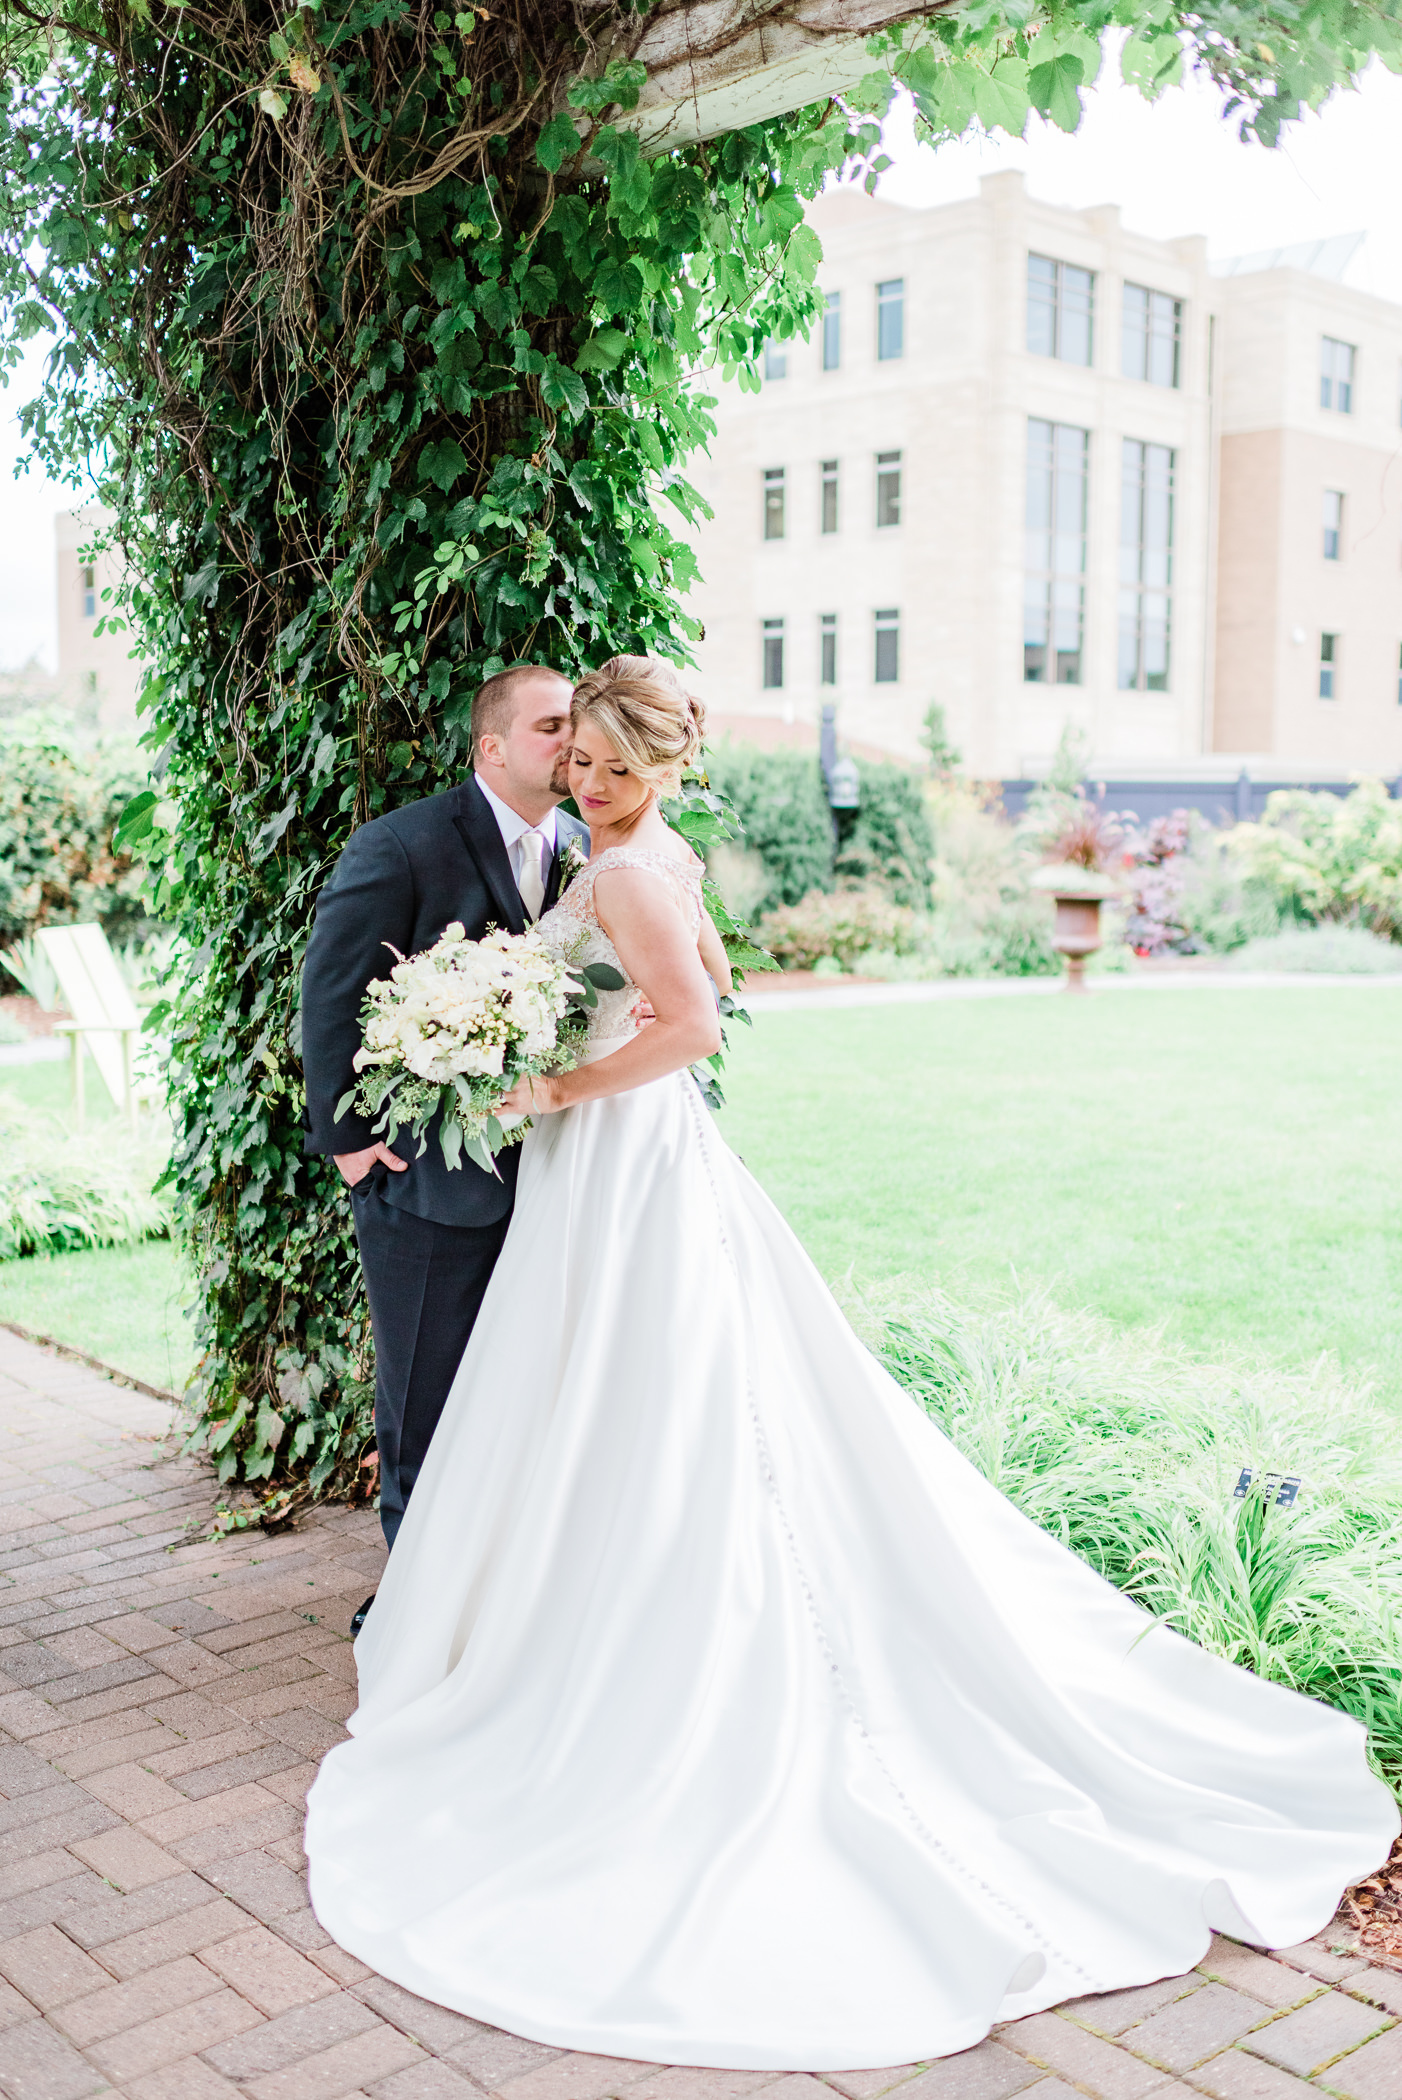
[537,846,705,1049]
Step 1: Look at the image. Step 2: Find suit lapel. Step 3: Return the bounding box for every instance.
[451,774,527,937]
[541,813,588,916]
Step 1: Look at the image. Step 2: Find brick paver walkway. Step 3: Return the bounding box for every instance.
[0,1327,1398,2100]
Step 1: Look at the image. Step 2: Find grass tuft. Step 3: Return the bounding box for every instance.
[860,1280,1402,1794]
[0,1089,168,1259]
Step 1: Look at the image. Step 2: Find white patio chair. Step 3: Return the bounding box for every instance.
[33,924,144,1129]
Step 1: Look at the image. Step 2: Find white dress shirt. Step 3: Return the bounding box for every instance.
[474,774,558,920]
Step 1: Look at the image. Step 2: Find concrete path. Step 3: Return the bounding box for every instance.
[0,1327,1397,2100]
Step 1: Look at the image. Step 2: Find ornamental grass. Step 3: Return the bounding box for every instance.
[0,1091,167,1260]
[864,1282,1402,1795]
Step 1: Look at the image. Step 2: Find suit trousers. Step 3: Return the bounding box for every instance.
[350,1168,511,1549]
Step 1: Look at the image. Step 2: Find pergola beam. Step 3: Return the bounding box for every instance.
[598,0,961,151]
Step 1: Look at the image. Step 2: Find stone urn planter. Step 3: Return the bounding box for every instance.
[1029,865,1123,993]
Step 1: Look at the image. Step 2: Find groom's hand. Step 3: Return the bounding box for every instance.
[333,1142,408,1188]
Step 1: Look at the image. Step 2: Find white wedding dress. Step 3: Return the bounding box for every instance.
[305,847,1397,2072]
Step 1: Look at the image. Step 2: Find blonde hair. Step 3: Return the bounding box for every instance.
[571,655,706,799]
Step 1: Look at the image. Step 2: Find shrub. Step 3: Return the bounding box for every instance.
[701,743,936,916]
[758,886,916,972]
[1123,811,1194,956]
[0,1091,168,1259]
[700,745,836,913]
[935,909,1061,978]
[0,715,152,983]
[862,1279,1402,1793]
[927,780,1060,977]
[1173,826,1286,954]
[1233,926,1402,975]
[1228,781,1402,939]
[837,760,936,909]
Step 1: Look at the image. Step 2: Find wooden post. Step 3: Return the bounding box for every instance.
[122,1028,137,1132]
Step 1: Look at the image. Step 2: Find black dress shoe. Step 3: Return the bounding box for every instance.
[350,1594,375,1637]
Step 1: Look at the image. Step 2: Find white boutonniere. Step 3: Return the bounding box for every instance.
[559,834,589,896]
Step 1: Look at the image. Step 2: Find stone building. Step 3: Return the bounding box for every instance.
[54,506,144,729]
[681,172,1402,793]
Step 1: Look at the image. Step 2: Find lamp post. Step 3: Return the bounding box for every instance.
[820,702,860,844]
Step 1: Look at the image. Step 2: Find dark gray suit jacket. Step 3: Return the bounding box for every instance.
[300,774,589,1228]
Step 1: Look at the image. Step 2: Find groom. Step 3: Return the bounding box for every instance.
[300,665,588,1617]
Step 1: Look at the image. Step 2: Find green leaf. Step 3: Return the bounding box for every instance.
[725,940,781,974]
[541,356,587,418]
[182,558,220,606]
[582,962,626,991]
[933,58,978,133]
[593,259,644,313]
[575,328,628,373]
[420,438,467,492]
[783,223,823,286]
[536,112,582,173]
[113,789,159,849]
[973,58,1030,135]
[1029,52,1085,131]
[566,60,648,114]
[252,796,298,858]
[1121,29,1183,95]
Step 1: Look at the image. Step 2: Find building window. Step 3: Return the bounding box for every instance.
[874,609,899,684]
[1321,337,1355,413]
[764,340,787,382]
[821,460,839,535]
[762,618,785,689]
[1027,254,1094,367]
[820,613,837,686]
[877,279,904,362]
[1323,489,1343,561]
[823,293,841,372]
[876,451,901,529]
[763,467,785,541]
[1118,439,1174,692]
[1024,419,1088,685]
[81,565,96,619]
[1122,285,1181,388]
[1319,633,1338,699]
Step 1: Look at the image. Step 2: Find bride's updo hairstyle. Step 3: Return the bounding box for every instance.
[571,655,706,800]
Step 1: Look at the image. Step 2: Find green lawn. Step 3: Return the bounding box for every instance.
[0,1054,123,1123]
[3,985,1400,1404]
[722,984,1402,1404]
[0,1239,194,1394]
[0,1055,194,1392]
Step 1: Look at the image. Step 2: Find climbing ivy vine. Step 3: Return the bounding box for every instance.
[0,0,1395,1519]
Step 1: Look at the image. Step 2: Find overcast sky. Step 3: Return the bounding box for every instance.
[3,51,1400,675]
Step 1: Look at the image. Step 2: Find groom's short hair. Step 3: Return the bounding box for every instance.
[472,663,570,754]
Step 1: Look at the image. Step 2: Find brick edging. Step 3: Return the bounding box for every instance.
[0,1319,182,1407]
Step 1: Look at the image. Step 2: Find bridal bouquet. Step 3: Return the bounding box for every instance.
[336,922,621,1175]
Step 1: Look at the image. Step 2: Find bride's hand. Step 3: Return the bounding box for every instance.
[498,1073,562,1118]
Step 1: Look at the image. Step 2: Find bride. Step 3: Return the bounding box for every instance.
[304,656,1397,2072]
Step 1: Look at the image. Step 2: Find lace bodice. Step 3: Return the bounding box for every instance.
[538,846,705,1048]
